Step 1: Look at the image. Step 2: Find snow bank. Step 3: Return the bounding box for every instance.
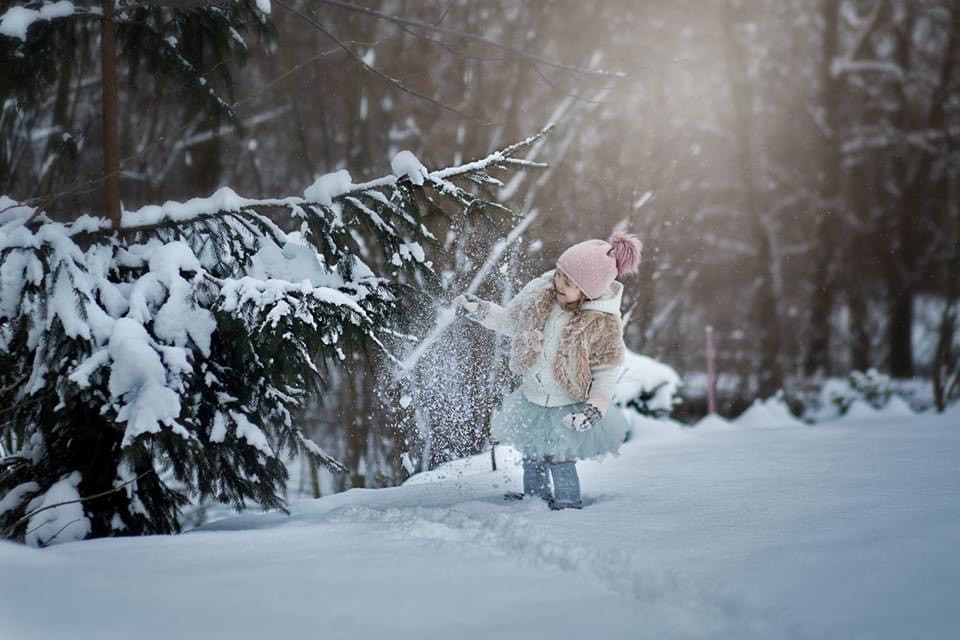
[616,349,682,417]
[693,412,732,431]
[883,395,917,418]
[841,399,881,420]
[2,411,959,637]
[837,395,918,423]
[807,368,931,421]
[404,446,523,485]
[405,410,690,488]
[733,394,806,428]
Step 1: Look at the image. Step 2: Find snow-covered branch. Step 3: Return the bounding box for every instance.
[0,2,97,42]
[0,128,546,544]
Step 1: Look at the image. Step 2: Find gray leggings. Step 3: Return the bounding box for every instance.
[522,458,581,504]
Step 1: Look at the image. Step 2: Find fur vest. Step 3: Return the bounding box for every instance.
[506,274,625,402]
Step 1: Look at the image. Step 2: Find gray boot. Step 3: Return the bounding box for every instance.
[548,461,582,510]
[504,458,552,502]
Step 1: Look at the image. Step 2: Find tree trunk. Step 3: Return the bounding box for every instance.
[846,284,872,372]
[805,0,843,377]
[932,298,957,411]
[341,362,368,489]
[887,288,914,377]
[722,0,784,397]
[100,0,121,225]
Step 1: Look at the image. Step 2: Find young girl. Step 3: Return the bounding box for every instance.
[454,231,642,510]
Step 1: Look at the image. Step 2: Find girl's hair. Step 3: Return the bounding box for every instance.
[551,273,586,312]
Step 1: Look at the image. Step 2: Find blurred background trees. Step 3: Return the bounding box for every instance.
[3,0,958,493]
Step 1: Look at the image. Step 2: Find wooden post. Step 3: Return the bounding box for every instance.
[706,325,718,415]
[101,0,121,226]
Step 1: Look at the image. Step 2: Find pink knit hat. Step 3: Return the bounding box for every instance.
[556,231,643,299]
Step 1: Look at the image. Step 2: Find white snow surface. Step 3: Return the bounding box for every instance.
[1,408,958,638]
[693,412,732,430]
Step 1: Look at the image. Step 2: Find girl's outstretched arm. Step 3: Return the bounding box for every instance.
[454,272,551,337]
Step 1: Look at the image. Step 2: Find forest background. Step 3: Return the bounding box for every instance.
[4,0,958,495]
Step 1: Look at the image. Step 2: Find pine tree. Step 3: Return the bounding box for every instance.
[0,1,549,545]
[0,132,546,545]
[0,0,272,198]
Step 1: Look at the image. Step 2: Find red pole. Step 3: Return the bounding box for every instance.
[706,325,717,415]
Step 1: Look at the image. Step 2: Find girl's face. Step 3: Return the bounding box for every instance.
[554,268,585,305]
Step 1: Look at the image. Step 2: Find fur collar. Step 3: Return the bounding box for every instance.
[506,272,625,401]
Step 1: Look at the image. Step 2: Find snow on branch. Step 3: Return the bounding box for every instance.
[0,2,91,42]
[119,124,552,231]
[0,128,549,543]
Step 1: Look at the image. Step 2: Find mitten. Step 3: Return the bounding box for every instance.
[453,293,490,321]
[562,403,603,432]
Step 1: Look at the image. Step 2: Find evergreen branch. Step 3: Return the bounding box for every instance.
[19,128,550,236]
[119,1,231,9]
[17,42,377,211]
[0,5,104,41]
[494,123,556,160]
[0,373,28,396]
[296,433,347,473]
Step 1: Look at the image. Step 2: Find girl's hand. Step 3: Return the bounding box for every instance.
[453,294,479,315]
[454,293,489,321]
[562,404,603,432]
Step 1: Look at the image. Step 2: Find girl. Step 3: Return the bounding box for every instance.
[454,231,642,510]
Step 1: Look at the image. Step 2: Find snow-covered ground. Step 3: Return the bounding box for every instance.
[2,406,958,639]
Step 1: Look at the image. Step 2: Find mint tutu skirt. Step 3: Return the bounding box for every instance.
[490,389,630,462]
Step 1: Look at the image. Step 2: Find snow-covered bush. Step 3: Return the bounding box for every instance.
[821,369,904,417]
[800,368,932,422]
[0,134,545,546]
[615,349,682,419]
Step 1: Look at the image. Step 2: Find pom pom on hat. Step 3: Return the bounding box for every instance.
[607,230,643,277]
[556,229,644,300]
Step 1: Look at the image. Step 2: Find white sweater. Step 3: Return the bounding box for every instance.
[476,271,624,409]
